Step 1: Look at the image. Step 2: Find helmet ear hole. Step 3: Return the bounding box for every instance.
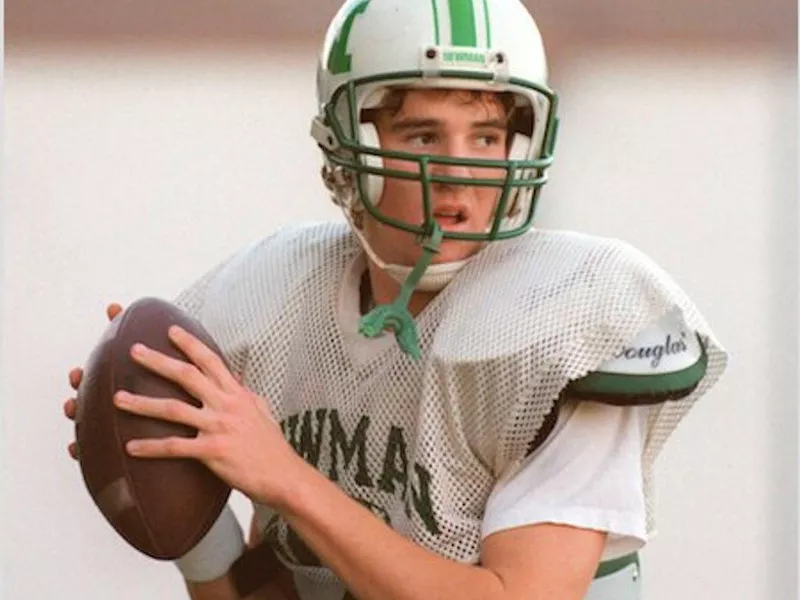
[505,134,533,221]
[357,123,385,207]
[508,133,532,162]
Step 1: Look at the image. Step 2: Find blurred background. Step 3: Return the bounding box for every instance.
[4,1,797,599]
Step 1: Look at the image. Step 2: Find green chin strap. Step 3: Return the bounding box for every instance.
[358,224,444,359]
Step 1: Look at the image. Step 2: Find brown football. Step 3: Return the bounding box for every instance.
[75,297,231,560]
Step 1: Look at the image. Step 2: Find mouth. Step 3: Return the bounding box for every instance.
[431,205,469,230]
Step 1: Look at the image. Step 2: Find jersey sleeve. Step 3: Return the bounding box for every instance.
[482,401,649,561]
[565,310,708,404]
[482,312,708,559]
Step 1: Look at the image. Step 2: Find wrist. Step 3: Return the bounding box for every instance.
[174,505,245,583]
[262,451,321,514]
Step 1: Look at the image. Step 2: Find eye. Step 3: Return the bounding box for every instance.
[475,133,502,148]
[406,132,438,148]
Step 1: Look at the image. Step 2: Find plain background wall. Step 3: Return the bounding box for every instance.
[3,38,796,600]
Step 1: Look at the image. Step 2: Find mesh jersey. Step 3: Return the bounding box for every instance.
[174,222,727,595]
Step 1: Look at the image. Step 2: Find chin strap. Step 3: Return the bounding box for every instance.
[344,207,467,292]
[358,224,444,359]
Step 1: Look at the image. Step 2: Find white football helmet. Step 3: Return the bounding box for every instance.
[310,0,560,357]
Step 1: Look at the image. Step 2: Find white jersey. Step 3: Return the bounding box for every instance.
[175,222,727,597]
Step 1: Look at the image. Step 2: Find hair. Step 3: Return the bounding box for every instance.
[377,87,517,123]
[361,86,534,146]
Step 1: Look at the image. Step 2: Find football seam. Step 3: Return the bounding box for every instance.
[112,299,166,557]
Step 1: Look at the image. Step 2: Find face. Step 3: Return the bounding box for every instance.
[362,88,509,267]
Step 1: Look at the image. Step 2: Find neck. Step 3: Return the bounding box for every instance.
[364,258,438,318]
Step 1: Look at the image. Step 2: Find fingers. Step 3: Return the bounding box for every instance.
[69,368,83,391]
[167,326,238,391]
[114,390,210,460]
[68,435,200,462]
[68,441,80,460]
[114,390,209,431]
[68,304,123,391]
[129,342,219,403]
[106,303,124,321]
[64,303,124,465]
[65,396,79,460]
[125,436,198,459]
[64,397,77,420]
[66,379,80,460]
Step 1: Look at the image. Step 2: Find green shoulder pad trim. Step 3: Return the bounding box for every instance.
[567,336,708,398]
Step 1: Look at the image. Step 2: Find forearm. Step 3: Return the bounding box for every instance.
[276,461,506,600]
[182,508,299,600]
[186,574,290,600]
[185,573,240,600]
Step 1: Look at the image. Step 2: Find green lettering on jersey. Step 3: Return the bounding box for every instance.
[354,496,393,525]
[287,526,322,566]
[264,514,322,567]
[282,409,327,467]
[263,515,295,565]
[378,426,409,496]
[409,463,441,535]
[327,0,372,75]
[329,410,374,487]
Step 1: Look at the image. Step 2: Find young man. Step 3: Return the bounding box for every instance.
[64,1,727,599]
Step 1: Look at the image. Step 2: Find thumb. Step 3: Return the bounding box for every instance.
[106,303,124,321]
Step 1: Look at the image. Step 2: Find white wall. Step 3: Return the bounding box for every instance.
[3,45,795,599]
[545,51,797,600]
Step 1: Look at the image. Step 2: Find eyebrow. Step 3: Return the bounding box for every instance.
[389,117,507,132]
[389,118,439,132]
[472,118,507,130]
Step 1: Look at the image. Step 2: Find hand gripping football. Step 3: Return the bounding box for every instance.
[75,297,231,560]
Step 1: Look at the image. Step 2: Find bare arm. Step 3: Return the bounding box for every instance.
[278,460,605,600]
[185,574,291,600]
[107,320,608,600]
[185,515,300,600]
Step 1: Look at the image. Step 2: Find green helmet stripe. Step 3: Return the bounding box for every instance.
[430,0,442,45]
[447,0,478,47]
[327,0,371,75]
[482,0,491,46]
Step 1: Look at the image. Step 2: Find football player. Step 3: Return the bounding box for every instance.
[63,1,727,599]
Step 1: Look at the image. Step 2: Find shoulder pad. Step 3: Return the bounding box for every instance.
[565,311,708,404]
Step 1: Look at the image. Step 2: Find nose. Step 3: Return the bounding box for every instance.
[441,135,473,162]
[430,163,472,195]
[430,138,472,186]
[435,160,471,178]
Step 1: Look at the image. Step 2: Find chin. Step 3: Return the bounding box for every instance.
[432,239,485,264]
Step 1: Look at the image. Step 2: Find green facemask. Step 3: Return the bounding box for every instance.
[322,72,560,358]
